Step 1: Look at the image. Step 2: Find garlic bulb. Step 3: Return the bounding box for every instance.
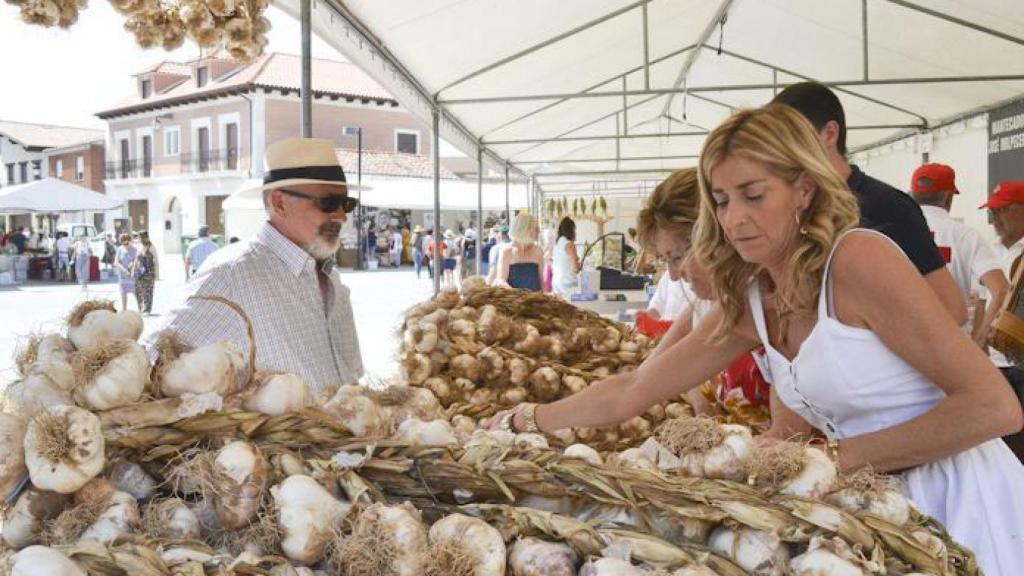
[657,418,752,481]
[4,373,73,417]
[158,341,246,397]
[10,545,85,576]
[24,405,104,494]
[212,441,270,529]
[377,385,444,425]
[428,513,506,576]
[700,424,753,480]
[451,414,477,440]
[273,474,351,564]
[465,429,516,448]
[396,418,458,447]
[563,444,604,466]
[747,443,837,499]
[528,367,560,400]
[779,447,836,498]
[514,433,549,450]
[78,489,140,543]
[331,503,428,576]
[323,385,390,437]
[0,413,27,500]
[403,352,433,385]
[66,303,143,351]
[825,482,912,526]
[105,458,157,501]
[579,557,647,575]
[612,447,659,473]
[2,488,68,549]
[509,537,578,576]
[789,536,875,576]
[17,334,75,391]
[71,339,148,410]
[708,526,789,576]
[143,498,201,540]
[244,372,314,416]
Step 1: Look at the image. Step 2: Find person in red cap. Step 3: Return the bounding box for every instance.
[979,181,1024,423]
[910,164,1008,349]
[981,181,1024,274]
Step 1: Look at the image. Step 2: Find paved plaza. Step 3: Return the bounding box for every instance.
[0,254,434,389]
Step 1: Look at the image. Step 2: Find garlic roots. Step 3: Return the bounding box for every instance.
[24,405,104,494]
[66,302,142,351]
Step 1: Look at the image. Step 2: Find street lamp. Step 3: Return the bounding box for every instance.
[343,126,363,270]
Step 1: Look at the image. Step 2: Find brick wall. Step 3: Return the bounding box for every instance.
[48,144,105,193]
[264,98,431,155]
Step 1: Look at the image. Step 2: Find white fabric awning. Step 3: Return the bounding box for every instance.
[276,0,1024,194]
[223,175,529,211]
[0,178,123,212]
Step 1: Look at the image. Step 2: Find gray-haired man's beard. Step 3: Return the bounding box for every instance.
[305,222,343,260]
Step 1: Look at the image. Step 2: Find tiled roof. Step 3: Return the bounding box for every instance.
[336,149,459,180]
[256,54,393,101]
[0,120,104,150]
[154,62,192,76]
[97,52,395,117]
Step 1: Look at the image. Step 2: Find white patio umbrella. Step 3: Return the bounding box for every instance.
[0,178,123,213]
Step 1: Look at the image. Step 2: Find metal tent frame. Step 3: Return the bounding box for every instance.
[281,0,1024,292]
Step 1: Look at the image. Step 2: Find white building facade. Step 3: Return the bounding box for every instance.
[97,52,435,254]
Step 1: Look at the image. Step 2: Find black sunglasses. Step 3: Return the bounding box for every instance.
[279,188,358,213]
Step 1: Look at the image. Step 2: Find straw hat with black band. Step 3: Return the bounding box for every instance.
[242,138,370,200]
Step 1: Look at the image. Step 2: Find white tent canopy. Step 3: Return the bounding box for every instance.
[0,178,123,213]
[224,176,529,211]
[279,0,1024,195]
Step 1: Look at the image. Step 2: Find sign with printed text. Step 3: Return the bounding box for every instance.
[988,98,1024,193]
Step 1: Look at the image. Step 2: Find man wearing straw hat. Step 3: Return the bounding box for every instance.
[149,138,367,395]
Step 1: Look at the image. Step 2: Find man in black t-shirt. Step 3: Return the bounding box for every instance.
[773,82,967,326]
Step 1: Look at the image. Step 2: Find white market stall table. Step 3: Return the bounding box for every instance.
[572,288,648,321]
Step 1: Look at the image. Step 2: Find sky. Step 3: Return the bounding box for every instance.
[0,3,346,130]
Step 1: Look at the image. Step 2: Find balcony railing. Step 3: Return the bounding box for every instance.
[105,148,246,180]
[181,148,242,174]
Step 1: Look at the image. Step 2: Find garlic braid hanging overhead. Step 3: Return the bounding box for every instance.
[7,0,272,61]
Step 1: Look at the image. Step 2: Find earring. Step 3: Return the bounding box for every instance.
[795,212,807,235]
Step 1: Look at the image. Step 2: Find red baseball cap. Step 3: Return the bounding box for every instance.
[910,163,958,194]
[980,181,1024,209]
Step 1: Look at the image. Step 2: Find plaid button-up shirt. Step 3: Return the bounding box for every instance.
[148,222,363,395]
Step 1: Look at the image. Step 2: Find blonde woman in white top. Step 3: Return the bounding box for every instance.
[492,105,1024,574]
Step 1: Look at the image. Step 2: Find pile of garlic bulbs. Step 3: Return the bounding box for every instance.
[0,299,977,576]
[399,284,689,450]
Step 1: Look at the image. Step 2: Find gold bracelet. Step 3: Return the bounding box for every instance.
[521,403,540,433]
[824,438,841,466]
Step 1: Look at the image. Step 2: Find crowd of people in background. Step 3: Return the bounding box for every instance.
[0,224,191,315]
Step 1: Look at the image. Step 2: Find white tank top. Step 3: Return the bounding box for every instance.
[552,236,577,292]
[747,228,946,439]
[749,228,1024,576]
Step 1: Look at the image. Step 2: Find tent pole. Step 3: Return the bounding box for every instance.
[300,0,312,138]
[432,108,442,294]
[504,164,510,224]
[476,146,483,275]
